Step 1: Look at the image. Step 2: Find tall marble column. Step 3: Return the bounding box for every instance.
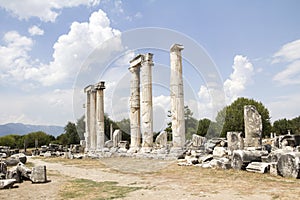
[170,44,185,149]
[95,81,105,151]
[128,54,142,152]
[141,53,154,152]
[89,88,97,151]
[84,85,93,152]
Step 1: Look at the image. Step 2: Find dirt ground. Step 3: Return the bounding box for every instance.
[1,156,299,200]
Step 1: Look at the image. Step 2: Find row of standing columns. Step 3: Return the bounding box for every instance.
[84,43,185,152]
[84,81,105,151]
[129,44,185,152]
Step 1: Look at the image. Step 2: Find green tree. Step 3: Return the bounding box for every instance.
[115,118,130,141]
[184,105,198,140]
[272,118,291,135]
[23,131,54,148]
[197,118,211,136]
[76,115,85,140]
[63,122,80,145]
[0,135,17,148]
[216,97,271,138]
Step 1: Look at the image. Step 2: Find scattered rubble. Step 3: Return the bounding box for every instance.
[0,154,48,189]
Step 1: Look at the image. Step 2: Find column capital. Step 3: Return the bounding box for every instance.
[129,54,143,68]
[84,85,94,93]
[170,44,184,52]
[94,81,105,90]
[142,53,153,65]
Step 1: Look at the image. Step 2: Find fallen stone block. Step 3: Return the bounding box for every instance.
[17,162,31,180]
[31,166,47,183]
[11,153,27,164]
[213,147,227,158]
[277,152,300,179]
[246,162,270,174]
[231,150,268,170]
[0,179,16,189]
[270,162,278,176]
[199,154,213,163]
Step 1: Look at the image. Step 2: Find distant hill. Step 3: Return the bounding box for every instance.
[0,123,64,137]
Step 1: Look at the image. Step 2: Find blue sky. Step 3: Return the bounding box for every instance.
[0,0,299,130]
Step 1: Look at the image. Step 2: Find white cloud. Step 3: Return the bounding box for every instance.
[1,9,121,87]
[272,39,300,85]
[197,55,254,120]
[0,0,100,22]
[28,25,44,36]
[272,39,300,63]
[0,31,33,81]
[223,55,254,103]
[0,89,74,126]
[273,60,300,85]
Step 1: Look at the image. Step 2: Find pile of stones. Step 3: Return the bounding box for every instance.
[0,153,47,189]
[178,133,300,179]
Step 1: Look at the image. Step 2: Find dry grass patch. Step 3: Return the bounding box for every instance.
[60,178,142,200]
[34,157,106,169]
[155,163,300,198]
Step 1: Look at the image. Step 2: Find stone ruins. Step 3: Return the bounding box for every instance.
[79,43,300,179]
[83,44,186,158]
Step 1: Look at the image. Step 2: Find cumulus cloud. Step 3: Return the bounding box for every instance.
[223,55,254,103]
[28,25,44,36]
[0,31,33,81]
[272,39,300,85]
[0,0,100,22]
[197,55,254,120]
[1,9,121,87]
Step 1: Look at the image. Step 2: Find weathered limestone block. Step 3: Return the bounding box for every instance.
[246,162,270,174]
[244,105,262,148]
[277,152,300,179]
[31,165,47,183]
[4,157,19,166]
[17,162,31,180]
[11,153,27,164]
[104,140,113,148]
[0,179,16,189]
[231,150,268,170]
[191,134,206,147]
[213,147,227,157]
[205,138,226,153]
[270,162,278,176]
[0,161,7,177]
[118,141,129,149]
[155,131,167,148]
[113,130,122,148]
[227,132,244,155]
[209,158,231,170]
[6,167,21,183]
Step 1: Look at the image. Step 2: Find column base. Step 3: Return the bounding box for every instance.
[140,147,152,153]
[128,146,140,153]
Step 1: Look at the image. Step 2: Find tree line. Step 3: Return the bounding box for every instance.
[1,97,299,149]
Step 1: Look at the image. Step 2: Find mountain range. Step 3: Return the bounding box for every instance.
[0,123,64,137]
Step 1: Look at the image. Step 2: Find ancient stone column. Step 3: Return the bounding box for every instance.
[89,89,97,151]
[170,44,185,149]
[128,54,143,153]
[95,81,105,151]
[84,85,92,152]
[141,53,154,152]
[244,105,262,148]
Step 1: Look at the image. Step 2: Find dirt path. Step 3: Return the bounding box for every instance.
[1,156,298,200]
